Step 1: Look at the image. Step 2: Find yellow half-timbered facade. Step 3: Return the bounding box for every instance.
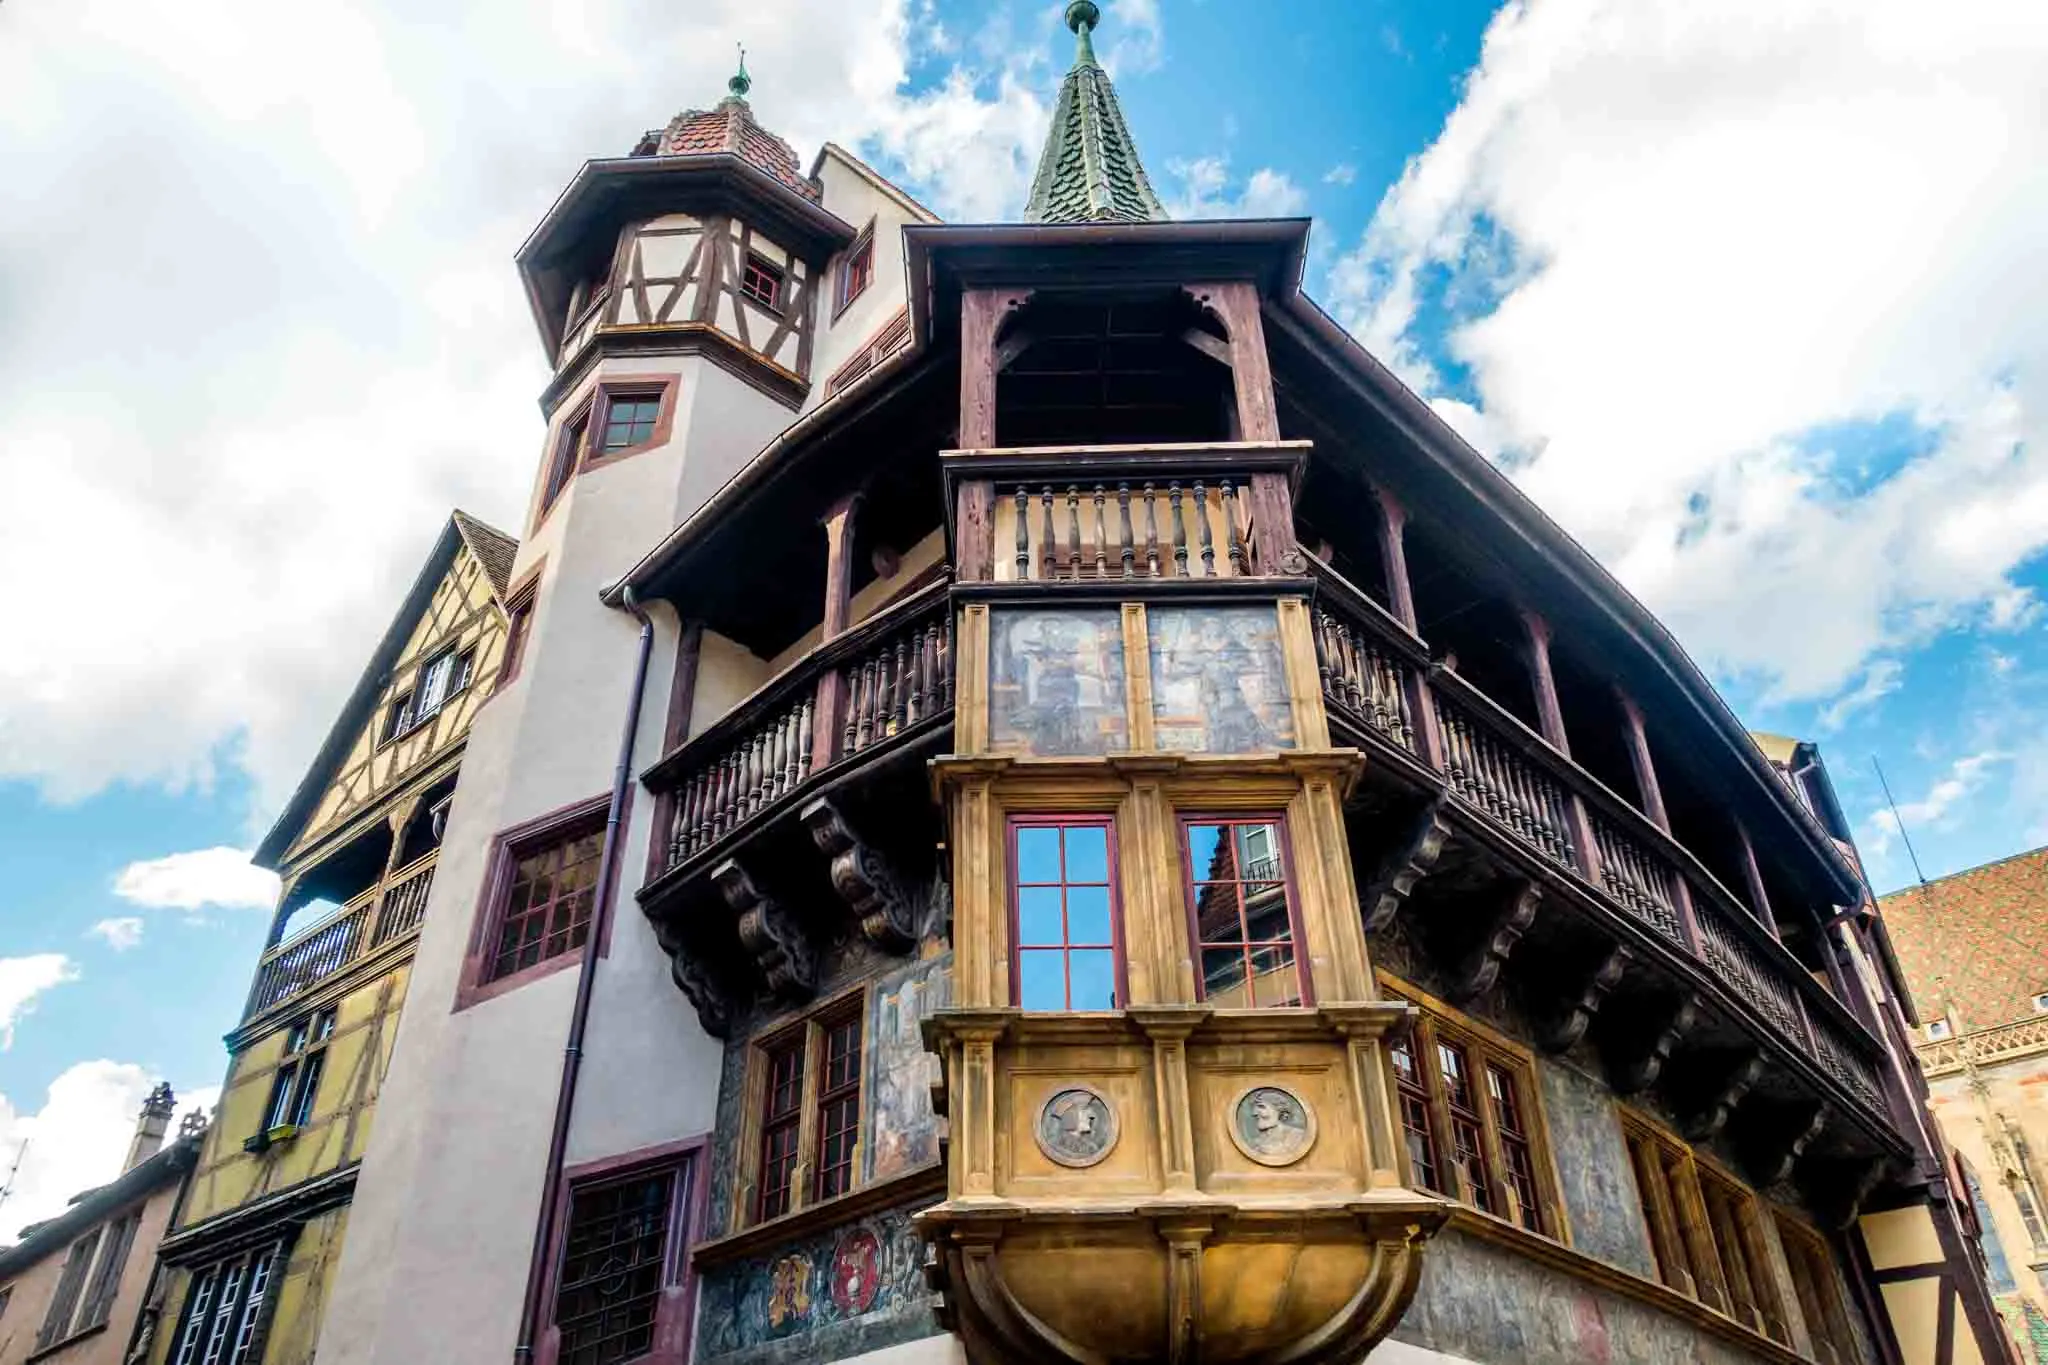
[144,511,517,1365]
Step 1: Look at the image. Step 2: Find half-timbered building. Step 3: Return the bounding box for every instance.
[140,511,518,1365]
[299,8,2007,1365]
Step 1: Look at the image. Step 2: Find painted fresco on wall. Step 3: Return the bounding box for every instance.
[865,953,951,1184]
[989,608,1128,755]
[1147,605,1294,753]
[1538,1058,1658,1279]
[1395,1226,1784,1365]
[695,1201,938,1365]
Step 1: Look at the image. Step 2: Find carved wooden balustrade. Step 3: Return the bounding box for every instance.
[1917,1014,2048,1078]
[652,582,954,877]
[1308,560,1890,1127]
[244,851,438,1023]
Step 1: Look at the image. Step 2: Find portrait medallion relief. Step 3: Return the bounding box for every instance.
[1035,1085,1119,1168]
[1229,1084,1316,1167]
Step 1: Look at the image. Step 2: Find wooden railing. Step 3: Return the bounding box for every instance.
[657,584,953,874]
[244,853,438,1022]
[1309,559,1890,1121]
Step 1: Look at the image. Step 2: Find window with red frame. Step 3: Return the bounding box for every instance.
[838,230,873,313]
[554,1157,693,1365]
[739,254,783,310]
[1182,818,1305,1009]
[598,392,662,454]
[498,571,541,691]
[541,407,589,513]
[1012,819,1119,1011]
[814,1008,862,1200]
[485,819,605,982]
[756,1034,806,1221]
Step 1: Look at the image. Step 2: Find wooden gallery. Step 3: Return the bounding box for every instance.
[91,7,2018,1365]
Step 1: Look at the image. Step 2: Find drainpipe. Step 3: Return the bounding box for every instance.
[513,585,656,1364]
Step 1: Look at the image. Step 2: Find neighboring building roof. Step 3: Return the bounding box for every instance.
[1750,731,1800,766]
[1880,843,2048,1033]
[0,1137,197,1279]
[251,511,516,869]
[1024,1,1167,224]
[630,61,819,203]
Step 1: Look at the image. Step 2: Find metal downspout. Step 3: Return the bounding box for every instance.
[513,586,656,1363]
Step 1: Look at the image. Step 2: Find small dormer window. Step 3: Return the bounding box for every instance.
[1926,1018,1953,1041]
[2033,993,2048,1014]
[740,254,783,309]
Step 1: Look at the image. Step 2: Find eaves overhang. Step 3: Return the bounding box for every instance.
[517,154,857,356]
[0,1139,197,1279]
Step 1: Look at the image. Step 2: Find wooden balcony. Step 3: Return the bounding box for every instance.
[242,852,437,1026]
[1308,560,1896,1154]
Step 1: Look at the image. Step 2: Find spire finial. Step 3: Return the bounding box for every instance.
[1066,1,1102,67]
[729,44,751,99]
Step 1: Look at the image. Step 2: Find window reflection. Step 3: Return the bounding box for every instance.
[1185,818,1304,1009]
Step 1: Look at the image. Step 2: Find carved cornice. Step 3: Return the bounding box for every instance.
[716,858,817,1002]
[802,797,923,952]
[1360,799,1450,934]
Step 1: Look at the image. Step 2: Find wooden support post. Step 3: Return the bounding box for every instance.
[1187,282,1297,575]
[955,479,995,582]
[1519,610,1571,756]
[812,493,862,769]
[959,288,1029,450]
[1733,820,1780,939]
[1615,688,1671,831]
[1371,486,1418,632]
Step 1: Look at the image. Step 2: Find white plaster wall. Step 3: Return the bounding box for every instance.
[315,346,802,1365]
[805,149,930,408]
[1368,1341,1483,1365]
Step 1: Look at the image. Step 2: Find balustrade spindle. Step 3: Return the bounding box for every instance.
[1065,486,1083,581]
[1143,483,1161,577]
[1222,481,1246,575]
[1118,484,1135,578]
[1040,487,1056,582]
[1014,486,1031,580]
[1169,483,1189,577]
[1195,481,1215,576]
[1092,486,1109,578]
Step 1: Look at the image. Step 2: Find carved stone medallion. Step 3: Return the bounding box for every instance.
[1035,1085,1118,1168]
[1229,1084,1316,1167]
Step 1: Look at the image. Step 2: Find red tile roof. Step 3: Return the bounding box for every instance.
[633,97,818,202]
[1879,844,2048,1032]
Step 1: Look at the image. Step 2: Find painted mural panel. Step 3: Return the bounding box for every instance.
[1395,1226,1785,1365]
[1537,1058,1658,1279]
[866,954,952,1184]
[694,1201,941,1365]
[989,609,1128,755]
[1147,605,1294,753]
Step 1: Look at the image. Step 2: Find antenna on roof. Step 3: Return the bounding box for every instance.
[1873,756,1930,887]
[0,1138,28,1219]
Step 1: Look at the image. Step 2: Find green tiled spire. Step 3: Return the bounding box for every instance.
[1024,1,1168,224]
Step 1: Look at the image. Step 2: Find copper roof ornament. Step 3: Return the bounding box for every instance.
[1023,0,1169,223]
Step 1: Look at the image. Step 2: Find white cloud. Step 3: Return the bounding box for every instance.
[1817,659,1904,732]
[1323,162,1358,186]
[1166,156,1309,219]
[1329,0,2048,703]
[0,956,78,1050]
[0,0,1064,813]
[113,848,280,912]
[0,1062,214,1244]
[1866,751,2010,857]
[87,918,146,952]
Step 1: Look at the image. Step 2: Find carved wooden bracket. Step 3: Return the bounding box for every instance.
[1544,944,1631,1053]
[1361,800,1451,934]
[646,914,741,1040]
[1687,1052,1764,1142]
[1618,993,1700,1095]
[1820,1156,1891,1229]
[1762,1104,1829,1186]
[716,858,818,1002]
[802,797,921,953]
[1449,880,1540,1003]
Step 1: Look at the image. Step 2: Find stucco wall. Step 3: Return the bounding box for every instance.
[0,1177,182,1365]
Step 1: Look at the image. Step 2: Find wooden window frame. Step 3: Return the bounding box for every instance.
[739,253,784,311]
[736,987,869,1230]
[35,1223,103,1351]
[1378,973,1565,1239]
[1776,1212,1860,1365]
[496,559,545,694]
[1179,814,1312,1010]
[165,1241,281,1365]
[259,1006,336,1138]
[582,376,681,472]
[1698,1162,1791,1343]
[537,399,593,521]
[455,792,625,1011]
[833,222,875,320]
[538,1137,705,1365]
[1008,815,1128,1012]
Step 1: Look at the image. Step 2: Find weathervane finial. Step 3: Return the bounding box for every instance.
[729,43,751,99]
[1065,1,1102,67]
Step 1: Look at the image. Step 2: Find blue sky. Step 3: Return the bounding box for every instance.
[2,0,2044,1239]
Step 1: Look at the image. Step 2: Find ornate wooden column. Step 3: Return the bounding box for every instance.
[1187,281,1298,576]
[1731,820,1779,939]
[1371,487,1418,632]
[1520,610,1603,888]
[1615,688,1671,830]
[811,492,862,767]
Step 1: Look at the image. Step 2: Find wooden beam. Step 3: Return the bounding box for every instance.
[813,494,861,768]
[1520,609,1571,756]
[1616,688,1671,832]
[1178,327,1234,369]
[959,288,1029,450]
[1734,820,1779,939]
[1371,486,1418,632]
